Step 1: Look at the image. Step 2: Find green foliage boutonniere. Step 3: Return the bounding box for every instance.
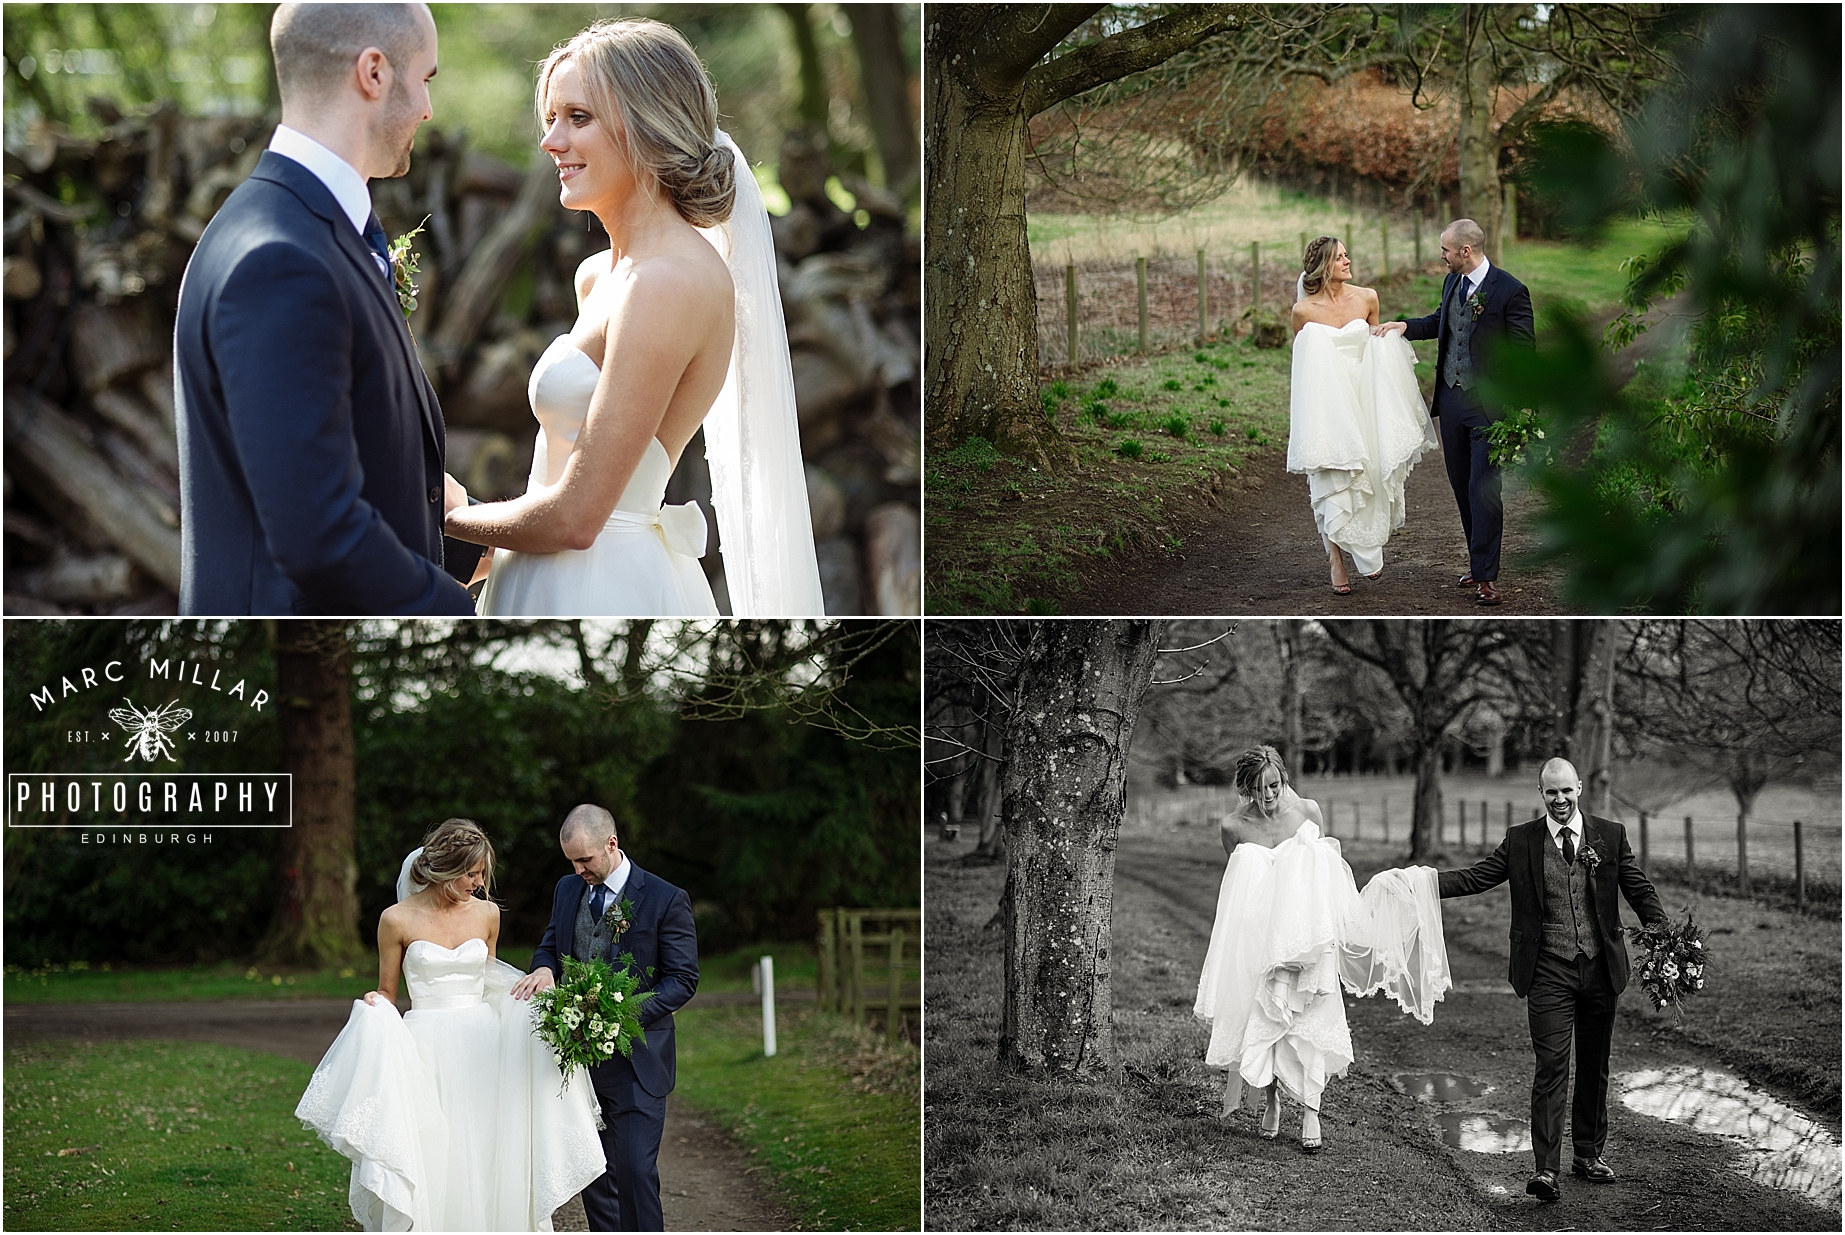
[1467,287,1487,320]
[602,894,637,937]
[387,219,427,322]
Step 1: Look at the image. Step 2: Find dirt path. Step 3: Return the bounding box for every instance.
[1111,826,1839,1229]
[6,994,795,1232]
[1061,436,1578,615]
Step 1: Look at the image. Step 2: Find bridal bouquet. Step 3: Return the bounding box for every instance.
[1627,908,1708,1019]
[530,955,654,1092]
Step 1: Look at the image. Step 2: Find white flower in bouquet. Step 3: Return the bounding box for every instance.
[613,991,624,1003]
[1663,961,1679,981]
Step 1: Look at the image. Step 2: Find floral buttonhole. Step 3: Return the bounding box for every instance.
[602,894,637,936]
[388,218,427,324]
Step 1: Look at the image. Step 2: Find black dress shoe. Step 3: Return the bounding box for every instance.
[1526,1170,1560,1201]
[1572,1156,1616,1182]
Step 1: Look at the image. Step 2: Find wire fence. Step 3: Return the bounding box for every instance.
[1033,210,1445,368]
[1127,781,1843,897]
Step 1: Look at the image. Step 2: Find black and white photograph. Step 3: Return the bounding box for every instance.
[925,618,1840,1230]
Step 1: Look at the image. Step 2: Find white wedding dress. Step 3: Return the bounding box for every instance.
[1287,320,1439,576]
[295,937,606,1231]
[1194,820,1450,1113]
[476,336,718,617]
[476,130,823,618]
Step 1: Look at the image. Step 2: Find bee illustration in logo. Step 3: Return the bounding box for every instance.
[107,699,193,763]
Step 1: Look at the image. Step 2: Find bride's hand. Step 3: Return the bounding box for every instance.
[363,990,388,1006]
[1372,320,1406,337]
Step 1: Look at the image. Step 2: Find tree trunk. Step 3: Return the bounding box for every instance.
[999,620,1159,1075]
[850,4,920,194]
[1458,8,1503,264]
[260,620,362,968]
[1408,739,1445,860]
[972,702,1007,862]
[924,57,1060,466]
[1549,619,1618,814]
[1276,619,1305,782]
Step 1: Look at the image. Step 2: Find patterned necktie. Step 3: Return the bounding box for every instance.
[363,214,392,284]
[1561,827,1577,867]
[590,884,608,924]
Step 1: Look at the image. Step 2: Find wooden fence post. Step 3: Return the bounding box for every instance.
[1065,264,1078,364]
[1381,217,1391,279]
[1736,811,1750,896]
[887,926,905,1045]
[1198,248,1209,341]
[1479,800,1487,851]
[1503,180,1518,245]
[1794,820,1805,911]
[849,911,865,1025]
[1505,801,1513,836]
[1137,256,1148,353]
[1639,811,1649,872]
[1298,230,1307,264]
[816,909,835,1012]
[1414,212,1422,265]
[1248,242,1259,313]
[1459,799,1467,849]
[1685,815,1695,883]
[1382,796,1389,842]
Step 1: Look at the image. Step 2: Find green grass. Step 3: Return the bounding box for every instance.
[925,335,1290,613]
[3,961,380,1005]
[675,1003,919,1232]
[2,1040,355,1232]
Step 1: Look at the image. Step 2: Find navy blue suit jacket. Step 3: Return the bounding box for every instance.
[531,863,699,1098]
[1400,263,1536,425]
[173,151,481,614]
[1437,815,1665,998]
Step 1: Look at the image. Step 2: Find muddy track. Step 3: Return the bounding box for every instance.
[1060,436,1578,616]
[1112,827,1839,1230]
[6,995,796,1232]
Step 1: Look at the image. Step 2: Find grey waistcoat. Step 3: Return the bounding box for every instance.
[572,885,617,966]
[1443,275,1476,391]
[1540,834,1600,960]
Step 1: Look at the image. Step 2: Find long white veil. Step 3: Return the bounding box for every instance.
[698,131,826,617]
[396,848,426,902]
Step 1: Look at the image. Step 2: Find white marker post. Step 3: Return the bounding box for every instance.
[759,955,777,1058]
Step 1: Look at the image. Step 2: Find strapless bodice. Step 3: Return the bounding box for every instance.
[1296,318,1374,361]
[403,937,488,1010]
[528,335,672,511]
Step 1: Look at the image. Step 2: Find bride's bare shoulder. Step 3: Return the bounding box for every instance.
[575,249,616,310]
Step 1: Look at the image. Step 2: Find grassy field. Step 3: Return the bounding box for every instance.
[2,1040,355,1232]
[675,1003,920,1232]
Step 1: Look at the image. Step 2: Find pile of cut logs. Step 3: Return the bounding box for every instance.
[4,104,919,615]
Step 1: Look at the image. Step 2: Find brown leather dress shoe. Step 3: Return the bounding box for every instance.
[1475,581,1502,605]
[1572,1156,1616,1182]
[1457,571,1475,587]
[1526,1169,1560,1201]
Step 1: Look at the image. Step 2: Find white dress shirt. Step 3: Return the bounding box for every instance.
[591,855,633,916]
[1459,253,1492,301]
[1545,809,1585,853]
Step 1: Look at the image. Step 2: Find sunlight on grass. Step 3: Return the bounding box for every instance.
[676,1004,918,1232]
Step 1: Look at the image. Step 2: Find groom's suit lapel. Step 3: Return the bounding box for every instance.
[249,153,444,460]
[1525,817,1548,911]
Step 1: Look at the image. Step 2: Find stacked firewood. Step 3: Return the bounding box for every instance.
[4,105,919,615]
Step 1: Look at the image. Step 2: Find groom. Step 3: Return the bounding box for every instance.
[1437,758,1667,1202]
[514,805,699,1231]
[1379,219,1534,606]
[174,2,481,614]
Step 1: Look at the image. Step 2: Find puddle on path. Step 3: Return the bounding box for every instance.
[1435,1112,1534,1154]
[1395,1071,1494,1102]
[1618,1066,1841,1208]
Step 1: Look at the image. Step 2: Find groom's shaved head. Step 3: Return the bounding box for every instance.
[271,3,430,104]
[560,804,617,846]
[1539,757,1581,787]
[1443,218,1486,253]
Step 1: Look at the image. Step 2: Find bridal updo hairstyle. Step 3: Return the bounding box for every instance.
[536,18,735,227]
[1300,235,1342,297]
[409,818,496,896]
[1233,745,1290,799]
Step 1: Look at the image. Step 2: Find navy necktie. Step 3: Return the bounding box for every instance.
[364,214,391,284]
[1561,827,1577,867]
[591,884,608,923]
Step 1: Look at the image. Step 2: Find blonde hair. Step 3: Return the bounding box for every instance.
[1234,745,1290,798]
[409,818,495,896]
[536,18,735,227]
[1300,235,1342,297]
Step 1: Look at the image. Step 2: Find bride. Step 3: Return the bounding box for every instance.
[296,819,605,1230]
[1194,747,1451,1153]
[447,18,824,617]
[1287,236,1438,594]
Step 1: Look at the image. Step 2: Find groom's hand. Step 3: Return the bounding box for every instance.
[1372,320,1406,337]
[511,967,555,1001]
